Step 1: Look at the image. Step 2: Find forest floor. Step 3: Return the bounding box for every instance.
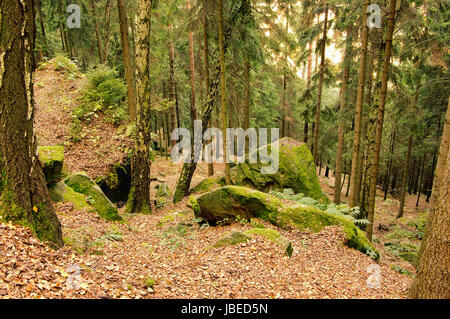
[0,62,427,299]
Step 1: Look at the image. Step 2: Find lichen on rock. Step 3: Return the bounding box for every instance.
[38,145,64,185]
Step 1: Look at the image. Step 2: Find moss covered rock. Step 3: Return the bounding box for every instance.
[244,228,293,257]
[64,173,121,221]
[192,186,378,258]
[38,146,64,185]
[211,231,251,249]
[49,181,90,210]
[191,176,225,194]
[229,137,328,203]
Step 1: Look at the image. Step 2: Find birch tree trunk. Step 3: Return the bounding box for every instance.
[126,0,153,214]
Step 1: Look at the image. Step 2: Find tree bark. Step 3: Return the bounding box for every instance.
[334,24,353,204]
[366,0,397,241]
[0,0,63,248]
[218,0,230,184]
[398,135,413,218]
[89,0,104,64]
[117,0,137,120]
[409,96,450,299]
[313,3,328,165]
[202,3,214,176]
[349,0,371,206]
[126,0,153,214]
[187,0,197,129]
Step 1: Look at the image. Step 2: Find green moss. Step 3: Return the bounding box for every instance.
[0,189,63,248]
[49,181,90,210]
[191,176,225,194]
[38,146,64,185]
[64,173,121,221]
[194,186,378,259]
[211,231,251,248]
[229,138,329,203]
[244,227,293,257]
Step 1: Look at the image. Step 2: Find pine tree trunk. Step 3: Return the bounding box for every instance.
[0,0,63,248]
[117,0,137,120]
[187,0,197,130]
[349,0,371,206]
[36,0,48,57]
[398,135,413,218]
[89,0,104,64]
[383,130,396,200]
[313,3,328,166]
[218,0,230,184]
[334,24,353,204]
[409,96,450,299]
[366,0,397,241]
[58,0,71,58]
[103,0,113,61]
[126,0,153,215]
[169,23,177,147]
[244,58,251,151]
[202,3,214,176]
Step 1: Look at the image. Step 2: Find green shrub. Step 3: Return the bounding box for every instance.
[52,55,80,76]
[73,65,128,126]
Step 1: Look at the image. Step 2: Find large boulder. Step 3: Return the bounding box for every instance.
[64,173,121,221]
[38,146,64,185]
[192,137,328,203]
[49,181,90,210]
[191,186,378,258]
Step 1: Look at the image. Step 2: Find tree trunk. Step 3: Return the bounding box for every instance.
[103,0,113,62]
[0,0,63,248]
[202,3,214,176]
[187,0,197,130]
[398,135,413,218]
[384,130,396,200]
[313,3,328,166]
[117,0,137,120]
[366,0,397,241]
[409,96,450,299]
[334,24,353,204]
[89,0,104,64]
[349,0,371,206]
[416,154,426,207]
[58,0,71,58]
[126,0,153,215]
[244,58,251,150]
[218,0,230,184]
[169,23,177,147]
[36,0,48,57]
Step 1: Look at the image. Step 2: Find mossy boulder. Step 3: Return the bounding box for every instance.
[64,173,121,221]
[244,227,293,257]
[38,146,64,185]
[210,231,251,249]
[229,137,329,203]
[49,181,90,210]
[191,176,225,194]
[191,186,378,259]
